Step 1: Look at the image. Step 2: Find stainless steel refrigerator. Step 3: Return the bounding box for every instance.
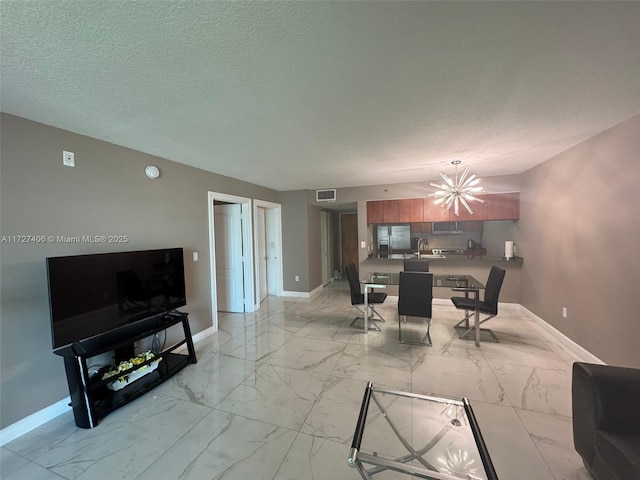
[376,225,411,257]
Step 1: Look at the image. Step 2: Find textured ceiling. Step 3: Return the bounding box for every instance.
[2,1,639,191]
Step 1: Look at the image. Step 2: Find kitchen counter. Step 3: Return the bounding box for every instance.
[365,254,523,266]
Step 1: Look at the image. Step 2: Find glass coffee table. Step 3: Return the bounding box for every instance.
[348,382,498,480]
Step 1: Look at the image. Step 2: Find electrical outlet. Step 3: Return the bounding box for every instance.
[562,307,568,318]
[63,151,75,167]
[295,275,300,282]
[192,252,198,262]
[360,241,366,248]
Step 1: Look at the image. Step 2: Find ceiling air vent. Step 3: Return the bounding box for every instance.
[316,189,336,202]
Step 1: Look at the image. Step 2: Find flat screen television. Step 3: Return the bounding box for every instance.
[47,248,186,351]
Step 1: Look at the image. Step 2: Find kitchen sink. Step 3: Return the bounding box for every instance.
[388,253,412,259]
[387,253,447,259]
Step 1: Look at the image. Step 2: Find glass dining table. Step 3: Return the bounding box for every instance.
[360,272,485,345]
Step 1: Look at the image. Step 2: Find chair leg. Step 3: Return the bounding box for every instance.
[350,316,381,331]
[370,305,385,323]
[353,304,384,322]
[454,311,472,329]
[399,315,432,346]
[454,314,499,343]
[350,305,382,331]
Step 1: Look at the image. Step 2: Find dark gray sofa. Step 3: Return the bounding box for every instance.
[572,362,640,480]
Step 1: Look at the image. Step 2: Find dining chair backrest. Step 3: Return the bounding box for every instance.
[398,271,433,319]
[345,263,363,305]
[403,259,429,272]
[483,266,506,315]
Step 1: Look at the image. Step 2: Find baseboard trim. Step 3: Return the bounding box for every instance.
[0,396,71,447]
[175,325,216,353]
[282,290,311,298]
[190,325,216,345]
[519,305,605,365]
[282,284,323,299]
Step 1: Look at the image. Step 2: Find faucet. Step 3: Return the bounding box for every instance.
[416,238,427,255]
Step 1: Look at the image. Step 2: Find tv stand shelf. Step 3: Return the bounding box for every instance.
[54,311,197,428]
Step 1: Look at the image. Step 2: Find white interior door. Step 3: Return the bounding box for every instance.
[257,207,268,302]
[214,203,244,312]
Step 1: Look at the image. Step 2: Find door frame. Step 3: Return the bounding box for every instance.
[208,191,255,332]
[252,199,283,310]
[320,210,332,286]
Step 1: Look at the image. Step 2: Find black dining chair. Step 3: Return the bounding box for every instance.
[451,265,505,343]
[398,271,433,346]
[403,258,429,272]
[345,263,387,331]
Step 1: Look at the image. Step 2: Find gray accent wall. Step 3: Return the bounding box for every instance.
[280,190,310,292]
[279,190,324,293]
[0,114,279,428]
[307,204,323,291]
[518,114,640,368]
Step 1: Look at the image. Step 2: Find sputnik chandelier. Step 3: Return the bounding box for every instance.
[428,160,484,216]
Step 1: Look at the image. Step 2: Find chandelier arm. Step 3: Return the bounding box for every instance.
[440,172,454,188]
[460,174,478,188]
[442,194,456,210]
[459,196,474,215]
[458,167,470,187]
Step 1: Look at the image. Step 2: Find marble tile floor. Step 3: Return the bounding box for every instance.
[1,281,594,480]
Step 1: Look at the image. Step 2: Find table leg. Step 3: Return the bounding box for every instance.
[474,292,480,347]
[364,286,369,334]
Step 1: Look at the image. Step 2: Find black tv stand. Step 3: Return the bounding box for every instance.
[54,311,197,428]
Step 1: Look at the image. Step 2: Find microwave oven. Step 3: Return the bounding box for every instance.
[432,221,463,234]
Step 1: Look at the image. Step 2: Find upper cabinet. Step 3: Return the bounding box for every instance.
[480,192,520,220]
[423,197,450,222]
[367,193,519,223]
[446,198,485,221]
[366,200,385,224]
[398,198,424,222]
[383,200,399,222]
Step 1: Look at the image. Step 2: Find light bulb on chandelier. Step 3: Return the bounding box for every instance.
[428,160,484,216]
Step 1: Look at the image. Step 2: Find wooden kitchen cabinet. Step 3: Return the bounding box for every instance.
[366,201,385,224]
[368,193,519,223]
[482,192,520,220]
[398,198,424,222]
[423,197,450,222]
[383,200,399,222]
[366,200,400,223]
[450,197,486,221]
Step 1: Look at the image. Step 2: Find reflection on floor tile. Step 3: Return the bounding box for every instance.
[216,363,328,430]
[138,410,297,480]
[3,281,590,480]
[273,433,355,480]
